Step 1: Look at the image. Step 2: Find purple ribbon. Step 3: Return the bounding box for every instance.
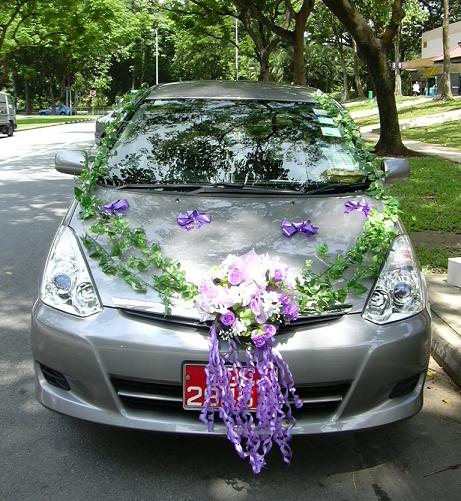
[176,210,211,231]
[344,199,371,217]
[200,325,302,474]
[281,219,319,238]
[98,199,129,216]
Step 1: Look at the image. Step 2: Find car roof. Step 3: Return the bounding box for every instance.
[146,80,318,103]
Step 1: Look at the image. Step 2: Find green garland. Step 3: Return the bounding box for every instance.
[75,86,399,314]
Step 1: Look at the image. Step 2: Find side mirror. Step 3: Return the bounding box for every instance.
[383,158,409,185]
[55,150,85,176]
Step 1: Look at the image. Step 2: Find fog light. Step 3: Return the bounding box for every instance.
[389,373,421,398]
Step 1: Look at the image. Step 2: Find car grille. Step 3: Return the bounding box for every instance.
[110,375,351,417]
[121,308,348,330]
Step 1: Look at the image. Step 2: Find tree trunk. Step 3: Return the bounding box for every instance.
[292,23,306,85]
[259,49,271,81]
[337,37,350,102]
[322,0,409,156]
[352,39,365,99]
[24,80,31,114]
[440,0,453,99]
[366,47,408,155]
[394,29,402,97]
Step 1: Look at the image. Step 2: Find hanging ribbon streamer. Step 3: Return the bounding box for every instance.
[200,325,302,474]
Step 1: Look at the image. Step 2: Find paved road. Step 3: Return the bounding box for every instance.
[1,124,461,501]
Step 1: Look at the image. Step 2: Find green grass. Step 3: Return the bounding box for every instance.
[347,96,425,114]
[414,246,460,274]
[390,157,461,232]
[17,115,100,130]
[389,157,461,272]
[354,98,461,127]
[401,120,461,150]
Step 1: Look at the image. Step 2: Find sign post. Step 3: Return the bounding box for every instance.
[89,90,96,115]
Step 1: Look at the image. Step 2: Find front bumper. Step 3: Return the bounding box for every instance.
[31,300,431,434]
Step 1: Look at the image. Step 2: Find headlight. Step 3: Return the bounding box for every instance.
[363,235,425,324]
[41,226,101,317]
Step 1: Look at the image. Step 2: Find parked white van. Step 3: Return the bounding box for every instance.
[0,92,17,137]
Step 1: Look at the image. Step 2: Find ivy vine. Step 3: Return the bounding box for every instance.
[75,86,399,314]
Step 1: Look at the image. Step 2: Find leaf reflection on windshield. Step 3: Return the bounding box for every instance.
[103,99,363,189]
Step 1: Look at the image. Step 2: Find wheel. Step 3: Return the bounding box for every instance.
[59,111,66,115]
[7,123,13,136]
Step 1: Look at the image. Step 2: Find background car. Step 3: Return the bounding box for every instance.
[38,105,76,116]
[95,110,115,144]
[32,81,431,439]
[0,91,17,136]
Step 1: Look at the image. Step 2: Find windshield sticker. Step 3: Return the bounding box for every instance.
[321,126,342,138]
[313,108,329,116]
[317,116,336,126]
[321,144,359,171]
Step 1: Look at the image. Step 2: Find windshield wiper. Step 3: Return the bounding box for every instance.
[301,182,368,195]
[190,183,300,195]
[113,183,204,192]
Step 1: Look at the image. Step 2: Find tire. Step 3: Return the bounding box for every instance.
[7,123,13,136]
[59,111,66,116]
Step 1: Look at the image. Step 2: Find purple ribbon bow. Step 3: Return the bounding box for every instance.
[281,219,319,238]
[98,199,129,216]
[176,210,211,231]
[344,199,371,217]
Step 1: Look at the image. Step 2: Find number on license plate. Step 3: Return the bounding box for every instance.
[183,364,259,411]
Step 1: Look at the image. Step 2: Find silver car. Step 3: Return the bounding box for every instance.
[32,81,431,436]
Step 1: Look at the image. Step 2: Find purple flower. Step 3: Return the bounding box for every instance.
[263,324,276,337]
[273,268,284,281]
[283,302,299,321]
[251,324,276,348]
[251,333,267,348]
[279,294,291,306]
[220,310,236,327]
[344,199,371,217]
[99,199,129,216]
[228,268,243,286]
[250,297,262,316]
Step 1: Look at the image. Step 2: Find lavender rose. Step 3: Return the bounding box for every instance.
[228,268,244,286]
[251,333,267,348]
[220,310,236,327]
[263,324,277,337]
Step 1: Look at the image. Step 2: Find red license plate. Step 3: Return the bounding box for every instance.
[183,364,259,411]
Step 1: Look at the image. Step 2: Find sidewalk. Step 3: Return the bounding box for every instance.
[362,132,461,163]
[426,274,461,388]
[360,107,461,134]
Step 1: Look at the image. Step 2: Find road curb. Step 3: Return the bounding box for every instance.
[431,310,461,388]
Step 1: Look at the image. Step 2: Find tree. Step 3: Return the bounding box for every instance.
[164,0,282,82]
[241,0,316,85]
[440,0,453,99]
[322,0,410,156]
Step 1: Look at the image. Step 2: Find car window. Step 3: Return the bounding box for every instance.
[103,99,365,189]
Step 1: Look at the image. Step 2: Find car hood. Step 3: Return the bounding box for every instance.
[70,188,384,318]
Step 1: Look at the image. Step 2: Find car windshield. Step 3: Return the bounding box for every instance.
[102,99,366,190]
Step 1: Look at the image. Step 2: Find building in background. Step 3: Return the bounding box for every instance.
[403,20,461,96]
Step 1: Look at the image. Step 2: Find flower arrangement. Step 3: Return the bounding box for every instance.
[197,250,302,473]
